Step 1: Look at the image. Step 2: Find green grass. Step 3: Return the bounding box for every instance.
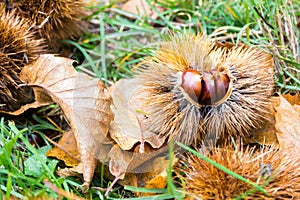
[0,113,136,199]
[72,0,299,90]
[0,115,83,199]
[1,0,299,199]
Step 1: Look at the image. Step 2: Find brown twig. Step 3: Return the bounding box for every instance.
[43,179,86,200]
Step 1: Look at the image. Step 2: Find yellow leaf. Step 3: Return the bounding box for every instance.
[46,130,80,167]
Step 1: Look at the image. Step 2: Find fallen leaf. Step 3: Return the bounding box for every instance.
[110,78,166,151]
[144,169,167,189]
[252,97,279,146]
[114,169,168,197]
[250,94,300,150]
[282,93,300,105]
[20,54,113,186]
[108,143,169,179]
[107,143,170,196]
[294,104,300,113]
[1,87,53,115]
[275,95,300,151]
[122,160,168,197]
[57,162,84,178]
[56,161,96,191]
[46,130,80,167]
[107,78,182,193]
[109,145,133,179]
[121,0,164,19]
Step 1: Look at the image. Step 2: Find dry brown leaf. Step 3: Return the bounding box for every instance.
[142,169,167,196]
[121,0,164,19]
[114,171,168,197]
[1,87,53,115]
[252,97,279,146]
[121,160,168,197]
[107,78,184,191]
[144,170,167,189]
[251,94,300,150]
[108,143,169,180]
[108,145,133,179]
[110,78,166,151]
[57,162,85,177]
[282,93,300,105]
[294,104,300,113]
[275,95,300,151]
[107,143,170,196]
[20,54,113,186]
[46,130,80,167]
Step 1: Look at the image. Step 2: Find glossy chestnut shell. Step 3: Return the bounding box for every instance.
[181,69,231,105]
[181,70,202,102]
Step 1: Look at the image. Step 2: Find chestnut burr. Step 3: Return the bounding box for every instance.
[133,34,274,146]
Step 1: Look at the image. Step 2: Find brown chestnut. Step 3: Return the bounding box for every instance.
[181,69,232,106]
[181,69,202,102]
[199,69,231,105]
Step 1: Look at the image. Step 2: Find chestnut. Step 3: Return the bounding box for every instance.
[181,68,232,106]
[181,69,202,102]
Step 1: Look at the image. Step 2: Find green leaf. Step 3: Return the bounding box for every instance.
[24,153,58,178]
[24,155,46,177]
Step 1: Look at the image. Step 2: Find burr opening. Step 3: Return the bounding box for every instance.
[180,68,233,106]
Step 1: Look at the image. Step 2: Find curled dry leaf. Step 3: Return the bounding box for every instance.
[251,94,300,152]
[252,97,279,146]
[108,143,169,179]
[275,95,300,152]
[110,78,166,151]
[107,143,171,195]
[118,159,169,197]
[20,54,113,186]
[108,145,133,179]
[108,78,181,191]
[109,76,169,189]
[1,87,53,115]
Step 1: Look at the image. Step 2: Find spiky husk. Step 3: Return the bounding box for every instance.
[175,146,300,199]
[0,9,44,112]
[134,34,274,145]
[8,0,88,51]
